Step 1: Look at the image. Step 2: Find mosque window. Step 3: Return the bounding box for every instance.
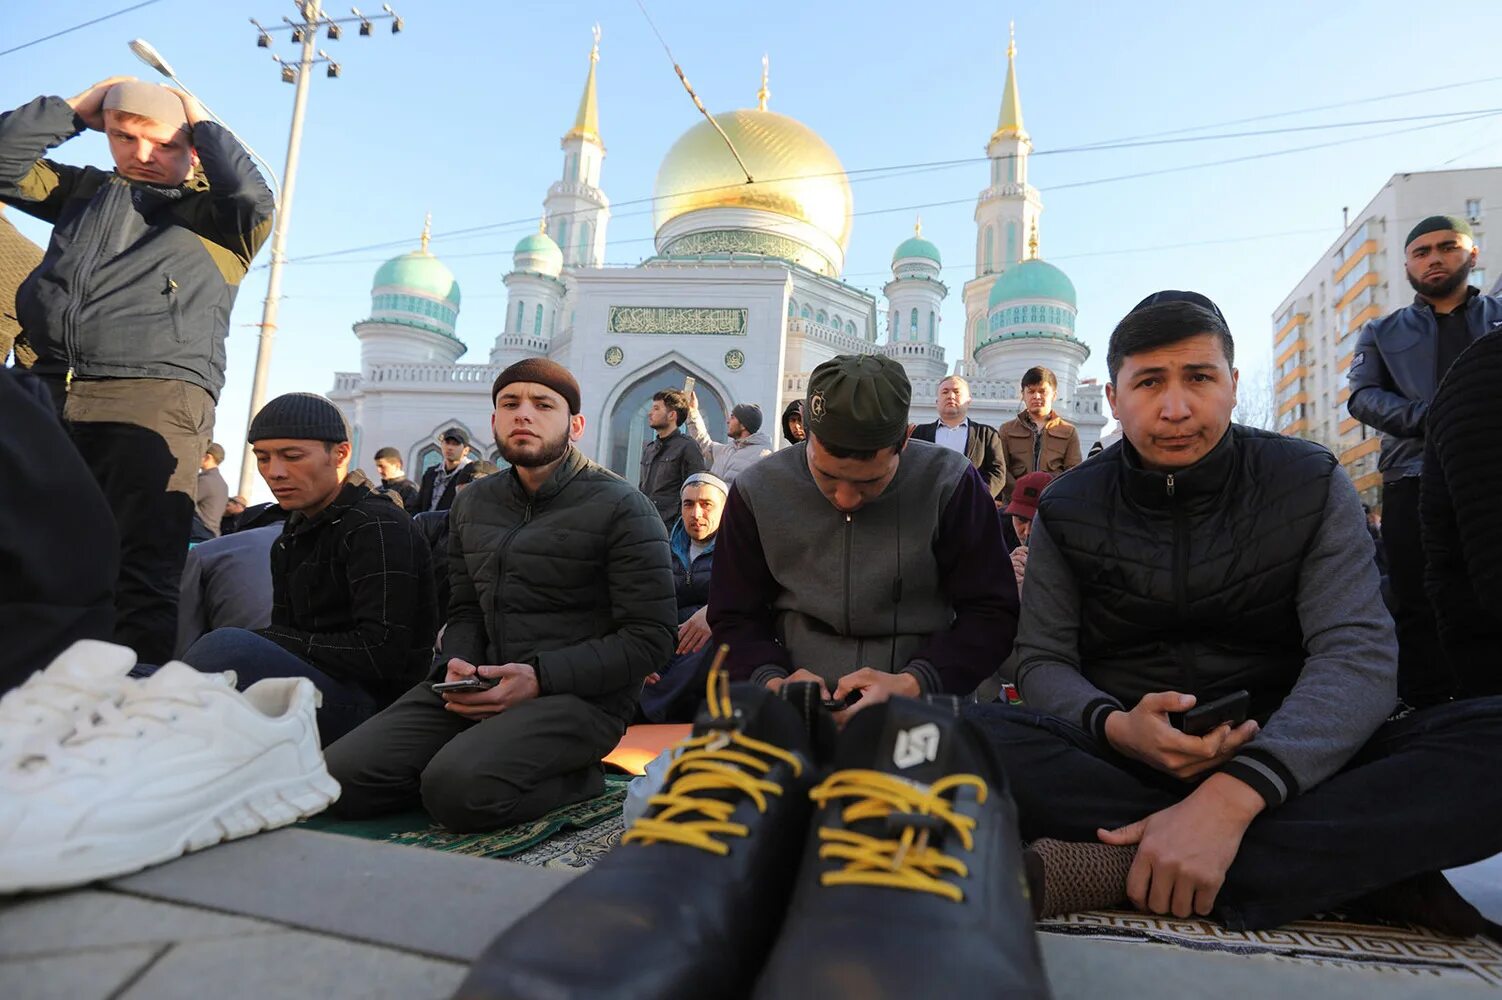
[580,222,593,261]
[909,308,918,334]
[565,152,577,181]
[816,310,828,325]
[788,299,797,318]
[801,305,811,319]
[983,228,994,274]
[831,313,842,332]
[516,301,526,330]
[1006,222,1017,264]
[557,220,572,259]
[534,304,544,335]
[846,320,858,338]
[928,311,935,339]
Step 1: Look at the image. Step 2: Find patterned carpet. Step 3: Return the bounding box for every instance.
[1039,909,1502,986]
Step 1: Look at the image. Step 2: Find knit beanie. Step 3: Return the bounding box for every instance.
[804,354,911,451]
[1405,215,1474,248]
[247,392,350,443]
[681,471,729,499]
[102,81,188,133]
[731,402,764,434]
[492,358,582,415]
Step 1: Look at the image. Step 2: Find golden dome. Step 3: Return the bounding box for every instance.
[652,109,853,255]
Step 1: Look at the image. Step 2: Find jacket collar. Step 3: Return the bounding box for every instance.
[734,430,772,450]
[503,445,588,506]
[1016,409,1061,432]
[1412,284,1480,314]
[670,518,717,566]
[1119,423,1236,510]
[285,480,370,537]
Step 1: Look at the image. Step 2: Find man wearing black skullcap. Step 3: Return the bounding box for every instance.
[962,292,1502,938]
[684,392,773,484]
[709,353,1017,710]
[174,392,437,745]
[325,359,676,832]
[0,77,274,664]
[1348,214,1502,705]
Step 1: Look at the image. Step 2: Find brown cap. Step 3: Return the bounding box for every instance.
[1004,471,1055,520]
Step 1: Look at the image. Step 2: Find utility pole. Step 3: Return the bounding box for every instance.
[237,2,404,497]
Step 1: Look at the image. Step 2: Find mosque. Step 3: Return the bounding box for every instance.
[327,29,1108,477]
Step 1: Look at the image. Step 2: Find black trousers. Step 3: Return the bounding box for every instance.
[44,377,213,665]
[963,697,1502,930]
[323,681,626,833]
[1383,476,1456,704]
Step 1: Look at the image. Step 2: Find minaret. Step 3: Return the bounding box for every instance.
[355,213,465,372]
[493,215,566,366]
[960,24,1044,372]
[882,215,948,378]
[544,24,610,268]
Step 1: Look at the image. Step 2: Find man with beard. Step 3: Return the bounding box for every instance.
[325,359,676,831]
[1349,215,1502,706]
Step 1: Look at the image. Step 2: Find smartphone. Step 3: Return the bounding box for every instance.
[683,375,696,396]
[431,677,497,694]
[1176,689,1250,737]
[821,691,862,711]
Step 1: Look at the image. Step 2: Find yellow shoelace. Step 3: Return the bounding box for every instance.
[622,656,804,856]
[812,769,987,902]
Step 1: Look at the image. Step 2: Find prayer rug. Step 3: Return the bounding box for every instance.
[299,773,631,859]
[1039,909,1502,986]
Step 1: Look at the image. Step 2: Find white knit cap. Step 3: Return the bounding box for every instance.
[102,81,188,132]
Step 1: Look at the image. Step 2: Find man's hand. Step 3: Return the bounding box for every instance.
[643,671,661,686]
[687,389,700,417]
[676,606,712,654]
[164,86,207,126]
[440,659,540,721]
[66,76,137,131]
[1103,692,1259,780]
[830,667,921,727]
[764,668,830,698]
[1010,545,1029,586]
[1098,773,1265,918]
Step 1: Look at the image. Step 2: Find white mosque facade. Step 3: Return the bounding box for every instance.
[328,32,1107,479]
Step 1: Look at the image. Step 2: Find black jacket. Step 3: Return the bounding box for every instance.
[0,96,274,400]
[259,481,438,704]
[910,419,1007,498]
[413,509,452,623]
[1348,288,1502,480]
[638,431,706,526]
[1422,329,1502,691]
[417,461,476,513]
[382,475,420,511]
[445,447,677,725]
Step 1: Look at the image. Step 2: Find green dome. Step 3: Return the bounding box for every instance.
[513,230,564,276]
[987,258,1076,310]
[892,235,941,265]
[374,251,461,307]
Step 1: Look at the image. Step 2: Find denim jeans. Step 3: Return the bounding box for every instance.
[180,627,378,745]
[963,697,1502,930]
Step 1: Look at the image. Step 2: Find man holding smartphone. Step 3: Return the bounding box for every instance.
[324,359,676,832]
[965,291,1502,937]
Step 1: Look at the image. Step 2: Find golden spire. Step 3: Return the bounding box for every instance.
[1028,218,1039,260]
[914,213,922,237]
[420,211,432,254]
[538,214,548,235]
[564,24,602,145]
[757,54,771,111]
[991,22,1027,143]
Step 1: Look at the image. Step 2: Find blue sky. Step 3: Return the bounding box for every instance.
[7,0,1502,491]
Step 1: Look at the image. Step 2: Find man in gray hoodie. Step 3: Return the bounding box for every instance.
[964,291,1502,935]
[685,392,771,485]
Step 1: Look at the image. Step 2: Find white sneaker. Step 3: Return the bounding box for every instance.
[0,662,340,894]
[0,639,137,763]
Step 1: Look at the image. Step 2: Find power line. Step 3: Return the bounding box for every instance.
[0,0,164,58]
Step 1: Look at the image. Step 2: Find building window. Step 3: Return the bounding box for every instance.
[579,222,592,262]
[983,227,994,274]
[909,308,918,334]
[556,220,571,260]
[534,304,544,335]
[928,311,935,339]
[889,310,898,337]
[565,152,576,180]
[788,299,797,318]
[816,309,828,325]
[1466,198,1483,222]
[801,305,811,319]
[831,313,842,332]
[846,320,859,338]
[515,300,525,330]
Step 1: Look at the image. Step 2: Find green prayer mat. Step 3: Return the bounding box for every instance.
[300,773,632,859]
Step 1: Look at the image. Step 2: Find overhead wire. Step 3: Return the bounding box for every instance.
[0,0,164,58]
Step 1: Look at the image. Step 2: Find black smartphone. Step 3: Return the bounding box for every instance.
[1176,689,1250,736]
[821,691,862,711]
[431,677,497,693]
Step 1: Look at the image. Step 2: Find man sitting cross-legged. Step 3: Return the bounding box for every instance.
[710,353,1017,716]
[324,359,676,832]
[178,393,438,745]
[964,291,1502,934]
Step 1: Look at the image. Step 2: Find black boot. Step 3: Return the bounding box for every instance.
[753,696,1052,999]
[454,671,833,1000]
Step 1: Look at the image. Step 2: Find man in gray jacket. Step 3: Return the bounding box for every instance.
[966,293,1502,935]
[1348,215,1502,705]
[325,359,676,831]
[685,392,772,485]
[0,77,273,663]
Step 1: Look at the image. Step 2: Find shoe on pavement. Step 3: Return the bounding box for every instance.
[753,695,1051,1000]
[0,640,136,764]
[0,661,340,894]
[455,665,833,1000]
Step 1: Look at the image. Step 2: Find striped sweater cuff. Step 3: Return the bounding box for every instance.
[750,664,789,688]
[1221,749,1300,808]
[1082,698,1121,745]
[901,659,942,696]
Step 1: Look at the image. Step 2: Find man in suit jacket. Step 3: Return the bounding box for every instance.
[910,374,1006,502]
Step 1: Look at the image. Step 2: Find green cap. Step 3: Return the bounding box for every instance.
[804,354,912,451]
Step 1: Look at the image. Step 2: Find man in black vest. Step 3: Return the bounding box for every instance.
[965,292,1502,935]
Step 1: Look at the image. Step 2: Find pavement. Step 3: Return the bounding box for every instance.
[3,829,1500,999]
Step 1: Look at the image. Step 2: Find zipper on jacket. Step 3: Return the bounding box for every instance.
[1168,479,1197,694]
[843,513,853,637]
[490,501,534,656]
[60,178,125,378]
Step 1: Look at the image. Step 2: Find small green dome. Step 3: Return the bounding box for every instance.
[513,229,564,277]
[892,235,941,266]
[374,251,461,307]
[987,258,1076,310]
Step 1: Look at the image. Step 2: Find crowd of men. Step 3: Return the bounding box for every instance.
[3,77,1502,940]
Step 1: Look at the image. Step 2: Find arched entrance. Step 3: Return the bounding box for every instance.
[606,362,727,479]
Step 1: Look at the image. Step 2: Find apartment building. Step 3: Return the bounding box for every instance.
[1270,167,1502,506]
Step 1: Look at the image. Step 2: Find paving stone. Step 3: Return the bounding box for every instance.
[0,946,162,1000]
[0,891,280,958]
[121,931,466,1000]
[109,828,578,962]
